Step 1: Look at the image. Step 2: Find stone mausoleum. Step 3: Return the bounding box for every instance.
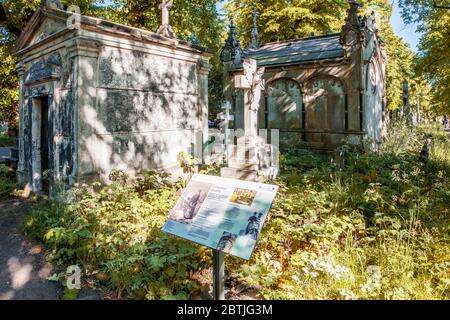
[14,1,212,194]
[221,0,387,151]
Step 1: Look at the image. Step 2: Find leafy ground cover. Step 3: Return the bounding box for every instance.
[227,121,449,299]
[23,121,449,300]
[0,164,18,200]
[0,129,15,147]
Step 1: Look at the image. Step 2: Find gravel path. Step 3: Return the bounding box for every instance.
[0,198,62,300]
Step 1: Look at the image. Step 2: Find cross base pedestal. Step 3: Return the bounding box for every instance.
[157,24,176,38]
[220,135,278,182]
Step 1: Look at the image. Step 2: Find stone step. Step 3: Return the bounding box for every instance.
[228,160,258,171]
[220,167,258,182]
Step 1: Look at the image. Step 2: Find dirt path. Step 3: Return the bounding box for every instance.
[0,198,62,300]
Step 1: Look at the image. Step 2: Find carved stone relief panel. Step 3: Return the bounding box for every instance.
[267,78,302,129]
[98,48,197,94]
[26,84,49,98]
[30,18,66,46]
[304,77,345,132]
[25,51,62,85]
[96,89,198,133]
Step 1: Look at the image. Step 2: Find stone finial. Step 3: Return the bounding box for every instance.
[340,0,362,46]
[156,0,176,39]
[220,23,243,65]
[45,0,64,10]
[249,4,259,49]
[347,0,361,27]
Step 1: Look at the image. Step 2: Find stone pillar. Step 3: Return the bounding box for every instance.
[67,38,101,181]
[16,63,27,184]
[198,57,211,150]
[30,98,42,192]
[222,61,235,125]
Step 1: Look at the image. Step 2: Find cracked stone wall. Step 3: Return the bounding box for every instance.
[16,13,211,193]
[77,44,207,182]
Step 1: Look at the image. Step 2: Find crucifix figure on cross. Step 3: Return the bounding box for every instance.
[234,59,265,139]
[157,0,176,38]
[221,60,278,181]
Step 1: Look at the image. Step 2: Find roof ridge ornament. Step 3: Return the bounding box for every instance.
[347,0,361,28]
[220,22,243,66]
[44,0,64,10]
[249,4,259,50]
[340,0,363,49]
[157,0,176,39]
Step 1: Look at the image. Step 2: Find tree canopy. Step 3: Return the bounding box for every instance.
[0,0,225,124]
[0,0,446,125]
[223,0,433,112]
[398,0,449,115]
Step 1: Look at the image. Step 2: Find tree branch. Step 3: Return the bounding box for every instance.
[434,1,450,9]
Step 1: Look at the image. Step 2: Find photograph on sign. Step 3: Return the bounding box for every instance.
[229,188,257,206]
[167,180,211,224]
[161,174,278,260]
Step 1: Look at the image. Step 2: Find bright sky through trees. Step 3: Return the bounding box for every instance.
[390,0,421,51]
[89,0,422,51]
[216,0,421,52]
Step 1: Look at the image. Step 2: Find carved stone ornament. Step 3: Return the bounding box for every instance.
[45,0,64,10]
[156,0,176,39]
[220,24,243,65]
[24,52,62,85]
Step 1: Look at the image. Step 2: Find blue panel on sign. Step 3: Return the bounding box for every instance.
[161,174,278,260]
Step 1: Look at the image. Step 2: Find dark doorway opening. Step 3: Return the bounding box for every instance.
[40,97,49,193]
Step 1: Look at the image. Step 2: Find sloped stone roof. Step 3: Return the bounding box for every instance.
[241,33,344,69]
[14,5,213,56]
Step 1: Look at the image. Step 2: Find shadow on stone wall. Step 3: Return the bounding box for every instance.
[76,47,201,182]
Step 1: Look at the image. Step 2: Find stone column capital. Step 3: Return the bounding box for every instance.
[197,58,211,75]
[66,38,102,58]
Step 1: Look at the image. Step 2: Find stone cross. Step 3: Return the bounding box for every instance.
[234,59,265,139]
[157,0,176,38]
[217,102,234,130]
[217,101,234,163]
[160,0,172,26]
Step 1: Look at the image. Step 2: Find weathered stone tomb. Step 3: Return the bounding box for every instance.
[14,2,212,194]
[220,0,387,151]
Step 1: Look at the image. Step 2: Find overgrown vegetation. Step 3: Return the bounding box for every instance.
[24,169,212,299]
[227,120,449,299]
[0,164,17,200]
[0,127,15,147]
[23,121,449,299]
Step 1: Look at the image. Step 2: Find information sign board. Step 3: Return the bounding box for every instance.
[162,174,278,260]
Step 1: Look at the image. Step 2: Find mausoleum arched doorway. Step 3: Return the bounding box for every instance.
[264,78,303,147]
[303,76,346,148]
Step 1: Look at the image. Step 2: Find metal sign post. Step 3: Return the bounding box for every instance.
[160,174,279,300]
[212,249,225,300]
